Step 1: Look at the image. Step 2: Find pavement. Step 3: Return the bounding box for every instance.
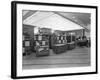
[22,47,90,69]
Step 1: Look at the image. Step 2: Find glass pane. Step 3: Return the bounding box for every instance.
[67,36,71,43]
[72,36,75,41]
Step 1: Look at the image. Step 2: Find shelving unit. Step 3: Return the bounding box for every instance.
[67,33,76,50]
[34,34,50,57]
[23,34,31,56]
[52,34,67,54]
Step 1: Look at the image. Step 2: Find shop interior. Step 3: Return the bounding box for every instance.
[22,11,91,69]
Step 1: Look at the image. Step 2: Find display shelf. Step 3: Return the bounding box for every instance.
[34,34,50,57]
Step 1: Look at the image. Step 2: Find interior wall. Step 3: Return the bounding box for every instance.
[23,24,34,38]
[23,24,35,52]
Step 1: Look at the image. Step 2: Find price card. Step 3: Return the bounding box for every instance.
[42,41,46,45]
[61,36,63,40]
[25,41,30,46]
[63,40,65,43]
[59,40,61,43]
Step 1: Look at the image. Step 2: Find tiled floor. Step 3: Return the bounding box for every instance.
[22,47,90,69]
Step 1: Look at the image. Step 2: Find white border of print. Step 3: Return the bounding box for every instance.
[17,4,96,77]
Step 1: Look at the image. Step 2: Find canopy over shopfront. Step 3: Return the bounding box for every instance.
[23,11,84,32]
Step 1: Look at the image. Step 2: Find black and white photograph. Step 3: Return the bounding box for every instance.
[22,10,91,69]
[11,1,97,79]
